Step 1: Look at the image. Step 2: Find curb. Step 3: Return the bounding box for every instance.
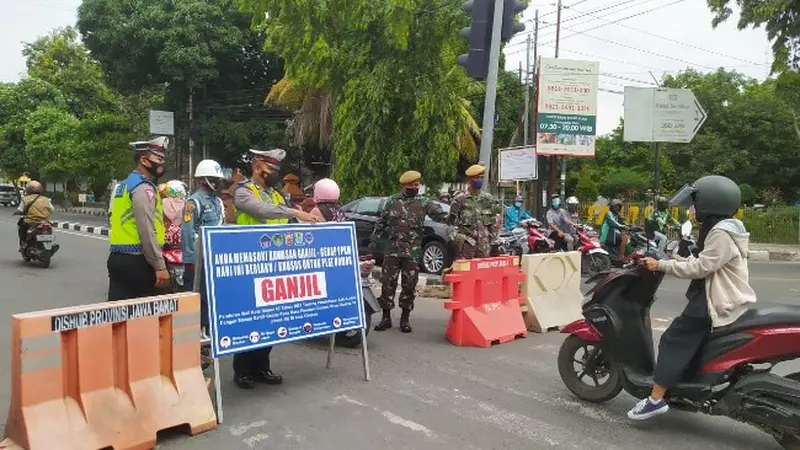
[51,221,109,237]
[748,250,800,262]
[58,207,108,217]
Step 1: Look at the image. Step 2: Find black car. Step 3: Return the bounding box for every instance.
[342,196,452,274]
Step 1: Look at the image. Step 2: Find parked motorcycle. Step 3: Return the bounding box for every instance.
[497,218,554,259]
[557,223,800,449]
[20,222,59,268]
[336,254,380,349]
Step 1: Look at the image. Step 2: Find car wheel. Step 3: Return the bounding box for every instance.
[421,241,446,274]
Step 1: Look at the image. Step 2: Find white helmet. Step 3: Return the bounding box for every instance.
[566,196,579,205]
[194,159,224,178]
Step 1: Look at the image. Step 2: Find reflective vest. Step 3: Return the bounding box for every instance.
[109,171,165,253]
[234,182,289,225]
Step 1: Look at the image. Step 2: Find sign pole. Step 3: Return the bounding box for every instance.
[194,236,224,424]
[478,0,506,183]
[326,335,335,369]
[360,328,371,381]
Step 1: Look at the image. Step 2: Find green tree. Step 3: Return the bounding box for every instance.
[739,183,757,205]
[240,0,474,197]
[598,168,651,201]
[707,0,800,70]
[24,105,81,181]
[574,167,598,203]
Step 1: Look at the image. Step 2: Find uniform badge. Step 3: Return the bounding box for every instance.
[144,187,155,202]
[184,213,193,223]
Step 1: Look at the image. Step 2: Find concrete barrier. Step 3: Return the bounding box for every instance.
[520,252,583,333]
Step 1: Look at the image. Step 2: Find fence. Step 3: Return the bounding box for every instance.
[580,204,800,245]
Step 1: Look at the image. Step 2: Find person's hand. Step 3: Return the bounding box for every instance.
[295,210,323,223]
[155,269,171,289]
[557,231,565,238]
[643,258,659,272]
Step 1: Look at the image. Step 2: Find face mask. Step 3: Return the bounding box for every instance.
[551,200,561,209]
[265,171,282,187]
[144,159,165,180]
[514,202,523,208]
[405,188,419,197]
[470,179,484,189]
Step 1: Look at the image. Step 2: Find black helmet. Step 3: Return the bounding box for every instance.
[656,196,669,211]
[670,175,740,221]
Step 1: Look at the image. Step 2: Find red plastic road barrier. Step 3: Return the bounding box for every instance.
[443,256,528,347]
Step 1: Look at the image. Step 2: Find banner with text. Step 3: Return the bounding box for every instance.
[202,223,364,357]
[536,57,599,157]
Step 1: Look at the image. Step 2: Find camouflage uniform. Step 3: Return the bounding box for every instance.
[447,191,502,259]
[374,193,444,311]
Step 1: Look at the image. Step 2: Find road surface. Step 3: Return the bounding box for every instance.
[0,212,798,449]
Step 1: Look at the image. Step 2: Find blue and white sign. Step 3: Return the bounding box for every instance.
[202,222,364,357]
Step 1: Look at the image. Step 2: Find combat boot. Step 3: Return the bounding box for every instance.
[374,309,392,331]
[399,309,412,333]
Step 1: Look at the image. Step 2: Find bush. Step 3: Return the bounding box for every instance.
[741,206,800,244]
[574,167,598,203]
[739,183,756,206]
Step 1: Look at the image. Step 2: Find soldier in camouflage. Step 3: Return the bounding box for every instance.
[447,164,502,260]
[372,170,445,333]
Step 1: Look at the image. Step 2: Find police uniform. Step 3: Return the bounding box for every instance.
[107,137,169,301]
[231,148,296,389]
[181,179,224,327]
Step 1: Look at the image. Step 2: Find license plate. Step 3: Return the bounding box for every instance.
[36,235,54,242]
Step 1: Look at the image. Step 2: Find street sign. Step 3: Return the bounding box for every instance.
[149,110,175,136]
[499,145,537,181]
[623,87,707,143]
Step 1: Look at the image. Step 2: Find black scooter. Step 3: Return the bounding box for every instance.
[20,221,59,268]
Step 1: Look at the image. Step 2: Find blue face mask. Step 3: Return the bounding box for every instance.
[514,202,523,208]
[552,200,561,209]
[471,179,484,189]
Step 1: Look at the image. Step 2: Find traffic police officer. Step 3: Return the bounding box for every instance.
[231,148,321,389]
[107,136,170,301]
[181,159,226,331]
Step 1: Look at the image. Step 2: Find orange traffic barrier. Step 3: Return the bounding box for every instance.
[443,256,528,347]
[3,293,216,450]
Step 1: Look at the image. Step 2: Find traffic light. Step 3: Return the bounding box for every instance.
[457,0,494,80]
[501,0,527,42]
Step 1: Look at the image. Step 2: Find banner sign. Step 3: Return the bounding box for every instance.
[536,57,599,157]
[202,223,364,357]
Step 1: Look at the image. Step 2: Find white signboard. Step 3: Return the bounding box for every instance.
[499,146,537,181]
[623,87,707,143]
[536,57,599,157]
[149,110,175,136]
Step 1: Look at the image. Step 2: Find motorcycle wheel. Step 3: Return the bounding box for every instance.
[557,335,622,403]
[582,253,611,277]
[39,252,51,268]
[338,313,372,349]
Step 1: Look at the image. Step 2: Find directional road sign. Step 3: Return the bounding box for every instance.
[623,87,707,143]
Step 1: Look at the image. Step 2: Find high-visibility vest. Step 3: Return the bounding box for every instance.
[234,182,289,225]
[109,171,165,252]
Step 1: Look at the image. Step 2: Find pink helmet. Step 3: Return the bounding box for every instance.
[314,178,340,203]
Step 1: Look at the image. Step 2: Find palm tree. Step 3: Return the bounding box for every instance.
[265,75,481,161]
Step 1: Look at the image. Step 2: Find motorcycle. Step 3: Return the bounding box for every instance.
[575,224,611,277]
[497,218,554,260]
[163,245,185,291]
[557,222,800,449]
[20,221,59,268]
[336,254,380,349]
[602,225,657,268]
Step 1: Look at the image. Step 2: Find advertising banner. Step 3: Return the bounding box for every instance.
[536,57,599,157]
[202,222,364,357]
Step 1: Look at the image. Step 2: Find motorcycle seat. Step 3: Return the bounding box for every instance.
[710,303,800,338]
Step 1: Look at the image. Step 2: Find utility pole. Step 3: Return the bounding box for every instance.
[554,0,567,201]
[477,0,506,185]
[523,32,531,146]
[188,92,194,190]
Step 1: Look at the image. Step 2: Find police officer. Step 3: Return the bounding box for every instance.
[231,148,321,389]
[181,159,226,332]
[372,170,444,333]
[107,136,170,301]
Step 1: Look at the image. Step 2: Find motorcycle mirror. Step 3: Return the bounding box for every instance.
[681,220,692,237]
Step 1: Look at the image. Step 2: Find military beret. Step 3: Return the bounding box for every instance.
[249,148,286,169]
[465,164,485,177]
[399,170,422,185]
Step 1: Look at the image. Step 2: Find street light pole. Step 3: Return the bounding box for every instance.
[477,0,506,185]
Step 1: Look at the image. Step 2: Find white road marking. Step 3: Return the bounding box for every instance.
[55,229,108,241]
[333,394,440,441]
[242,433,270,448]
[229,420,269,437]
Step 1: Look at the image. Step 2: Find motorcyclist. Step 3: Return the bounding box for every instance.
[648,196,680,251]
[504,194,533,231]
[566,196,580,223]
[629,175,756,421]
[309,178,345,222]
[546,194,576,251]
[14,181,54,249]
[600,199,628,258]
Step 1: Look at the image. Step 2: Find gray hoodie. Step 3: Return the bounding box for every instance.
[658,219,757,327]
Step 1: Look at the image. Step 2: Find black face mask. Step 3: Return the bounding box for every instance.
[144,160,165,180]
[405,188,419,198]
[265,171,282,187]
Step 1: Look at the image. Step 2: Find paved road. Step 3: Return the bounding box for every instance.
[0,214,798,449]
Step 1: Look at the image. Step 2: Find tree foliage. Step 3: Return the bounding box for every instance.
[241,0,474,197]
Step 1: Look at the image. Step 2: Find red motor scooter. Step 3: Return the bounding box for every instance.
[525,218,555,254]
[557,225,800,448]
[575,223,611,276]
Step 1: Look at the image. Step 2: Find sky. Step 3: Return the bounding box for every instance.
[1,0,772,136]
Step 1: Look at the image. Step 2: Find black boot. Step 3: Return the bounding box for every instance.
[399,309,412,333]
[374,309,392,331]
